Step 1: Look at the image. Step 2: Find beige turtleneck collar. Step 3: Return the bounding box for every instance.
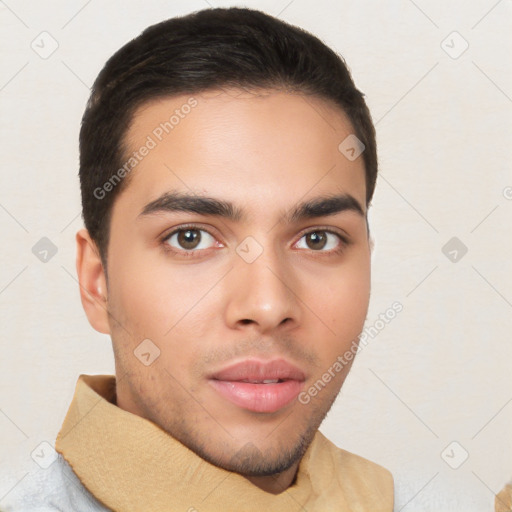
[55,374,394,511]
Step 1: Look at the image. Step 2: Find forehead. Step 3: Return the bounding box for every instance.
[115,88,367,221]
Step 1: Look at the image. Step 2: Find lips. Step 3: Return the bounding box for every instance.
[208,359,306,413]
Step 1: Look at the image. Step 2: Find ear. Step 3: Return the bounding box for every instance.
[75,228,111,334]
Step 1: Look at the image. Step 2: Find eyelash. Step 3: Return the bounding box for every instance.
[159,224,351,259]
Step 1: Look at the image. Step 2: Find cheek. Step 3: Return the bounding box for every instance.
[107,248,174,339]
[311,257,370,344]
[107,249,218,371]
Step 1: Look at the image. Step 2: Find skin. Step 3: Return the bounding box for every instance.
[76,88,372,494]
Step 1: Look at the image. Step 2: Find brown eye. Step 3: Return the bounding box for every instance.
[164,228,217,251]
[305,231,327,250]
[295,230,344,252]
[177,229,201,249]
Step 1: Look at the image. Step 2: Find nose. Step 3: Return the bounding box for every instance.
[223,247,301,334]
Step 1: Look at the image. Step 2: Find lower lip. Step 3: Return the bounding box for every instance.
[209,379,303,413]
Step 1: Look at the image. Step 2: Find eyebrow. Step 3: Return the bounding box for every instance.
[138,191,365,223]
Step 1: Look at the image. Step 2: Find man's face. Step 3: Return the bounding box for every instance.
[101,89,370,480]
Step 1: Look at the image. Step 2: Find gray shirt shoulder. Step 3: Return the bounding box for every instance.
[0,451,110,512]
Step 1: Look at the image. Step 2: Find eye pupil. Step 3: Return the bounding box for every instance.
[306,231,327,250]
[178,229,200,249]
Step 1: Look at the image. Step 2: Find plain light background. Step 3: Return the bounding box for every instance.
[1,1,511,510]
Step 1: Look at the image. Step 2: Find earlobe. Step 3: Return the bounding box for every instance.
[75,228,111,334]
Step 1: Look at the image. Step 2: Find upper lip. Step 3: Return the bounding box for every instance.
[209,358,306,382]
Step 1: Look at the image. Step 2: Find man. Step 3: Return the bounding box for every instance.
[1,7,393,511]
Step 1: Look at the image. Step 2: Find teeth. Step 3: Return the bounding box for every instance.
[241,379,280,384]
